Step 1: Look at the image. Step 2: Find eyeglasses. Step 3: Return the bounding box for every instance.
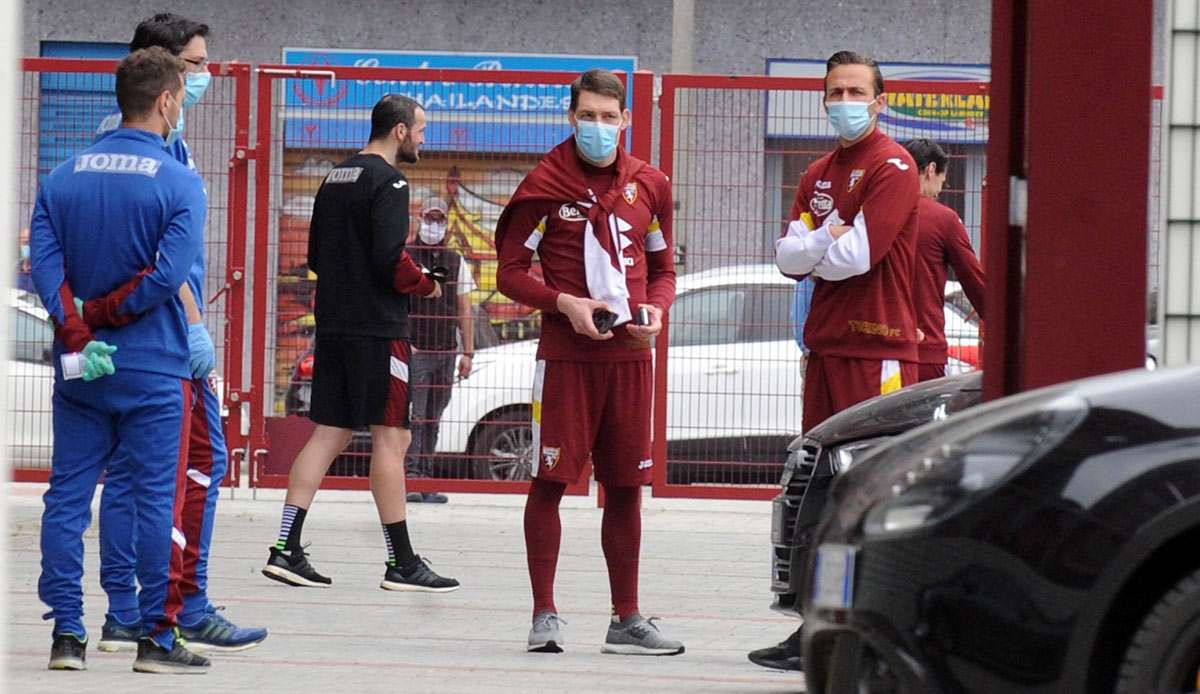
[181,56,210,72]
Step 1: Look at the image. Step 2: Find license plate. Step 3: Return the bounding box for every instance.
[771,497,787,544]
[812,543,857,609]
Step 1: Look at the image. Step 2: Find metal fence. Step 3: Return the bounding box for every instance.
[8,58,251,485]
[9,59,1165,500]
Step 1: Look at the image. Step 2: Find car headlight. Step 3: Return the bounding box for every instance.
[829,437,891,474]
[861,394,1089,537]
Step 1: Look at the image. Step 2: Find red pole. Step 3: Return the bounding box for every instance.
[247,71,276,484]
[222,63,253,485]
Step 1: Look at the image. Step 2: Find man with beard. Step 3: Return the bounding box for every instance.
[261,95,459,593]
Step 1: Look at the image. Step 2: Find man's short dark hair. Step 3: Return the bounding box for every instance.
[369,94,423,141]
[570,69,626,111]
[825,51,885,97]
[904,138,950,173]
[130,13,210,55]
[116,47,186,121]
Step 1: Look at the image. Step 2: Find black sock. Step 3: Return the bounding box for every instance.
[383,520,416,567]
[276,504,307,551]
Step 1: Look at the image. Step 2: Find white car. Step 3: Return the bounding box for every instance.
[437,264,806,481]
[6,290,54,467]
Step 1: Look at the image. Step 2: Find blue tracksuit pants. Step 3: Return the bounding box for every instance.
[38,369,192,648]
[100,377,226,627]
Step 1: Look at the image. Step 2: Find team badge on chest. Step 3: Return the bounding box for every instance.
[622,182,638,206]
[848,169,866,193]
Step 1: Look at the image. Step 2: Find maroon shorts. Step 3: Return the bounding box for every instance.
[802,354,918,432]
[918,363,947,383]
[310,335,411,429]
[531,359,653,487]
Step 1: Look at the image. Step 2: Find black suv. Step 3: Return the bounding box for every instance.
[799,366,1200,693]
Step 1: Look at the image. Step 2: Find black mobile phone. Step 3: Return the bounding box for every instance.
[423,265,450,283]
[592,308,618,333]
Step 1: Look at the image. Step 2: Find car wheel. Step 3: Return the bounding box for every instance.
[1116,566,1200,694]
[469,409,534,481]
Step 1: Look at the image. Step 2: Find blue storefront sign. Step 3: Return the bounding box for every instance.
[281,49,637,151]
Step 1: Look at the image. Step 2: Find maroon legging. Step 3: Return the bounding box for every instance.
[524,478,642,620]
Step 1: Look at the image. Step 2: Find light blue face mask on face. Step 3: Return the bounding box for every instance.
[826,100,874,141]
[575,120,621,162]
[164,95,184,147]
[184,71,211,108]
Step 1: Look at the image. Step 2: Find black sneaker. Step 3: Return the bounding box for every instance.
[380,556,460,593]
[48,633,87,670]
[261,545,332,588]
[747,627,804,671]
[98,617,140,653]
[132,638,210,674]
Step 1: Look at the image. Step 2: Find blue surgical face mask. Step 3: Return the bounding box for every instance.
[575,120,621,163]
[826,100,874,141]
[184,71,211,108]
[164,94,184,147]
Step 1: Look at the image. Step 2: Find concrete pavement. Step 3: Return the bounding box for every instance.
[5,483,806,693]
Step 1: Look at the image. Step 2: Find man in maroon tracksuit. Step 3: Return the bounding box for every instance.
[774,50,922,433]
[903,138,986,381]
[496,69,682,656]
[757,50,921,673]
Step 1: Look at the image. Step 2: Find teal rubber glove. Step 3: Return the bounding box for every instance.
[74,296,84,316]
[81,341,118,382]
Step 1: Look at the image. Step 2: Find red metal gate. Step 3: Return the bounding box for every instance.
[9,58,252,486]
[244,65,654,495]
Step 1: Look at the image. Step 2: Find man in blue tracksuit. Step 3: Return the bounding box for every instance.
[31,47,210,674]
[86,13,265,654]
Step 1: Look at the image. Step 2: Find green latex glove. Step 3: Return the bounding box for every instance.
[81,341,117,382]
[73,296,84,316]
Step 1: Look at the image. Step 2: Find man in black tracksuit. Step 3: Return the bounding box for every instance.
[405,196,476,503]
[261,94,460,593]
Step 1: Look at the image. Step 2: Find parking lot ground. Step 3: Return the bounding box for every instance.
[6,483,806,693]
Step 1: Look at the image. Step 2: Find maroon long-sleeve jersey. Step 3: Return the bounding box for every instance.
[496,141,676,362]
[914,195,986,365]
[786,128,922,361]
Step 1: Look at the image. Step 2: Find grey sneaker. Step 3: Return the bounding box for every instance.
[527,612,564,653]
[601,615,685,656]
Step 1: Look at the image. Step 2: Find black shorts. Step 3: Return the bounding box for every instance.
[309,335,411,429]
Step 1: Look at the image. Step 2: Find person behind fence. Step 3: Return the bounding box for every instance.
[260,94,460,594]
[30,47,210,674]
[16,227,35,292]
[75,12,267,654]
[404,196,476,504]
[495,68,682,656]
[903,137,986,382]
[761,49,922,673]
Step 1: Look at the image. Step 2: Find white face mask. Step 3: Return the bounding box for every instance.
[418,220,447,245]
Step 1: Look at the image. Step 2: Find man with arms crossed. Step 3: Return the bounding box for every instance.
[756,50,921,672]
[496,68,682,655]
[261,94,459,594]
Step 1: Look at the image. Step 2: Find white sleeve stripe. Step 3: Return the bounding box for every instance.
[523,229,543,251]
[646,230,668,252]
[811,210,871,281]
